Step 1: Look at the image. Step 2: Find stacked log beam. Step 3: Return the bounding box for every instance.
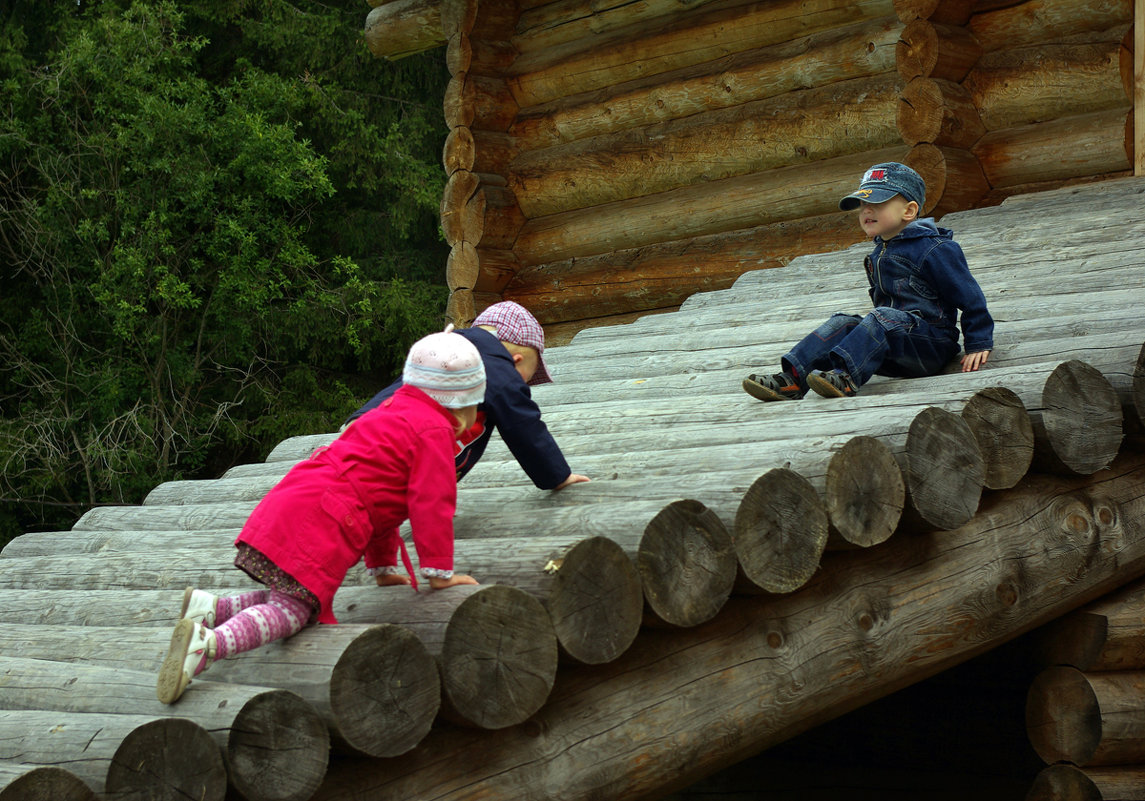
[0,656,328,801]
[0,712,226,801]
[1024,578,1145,799]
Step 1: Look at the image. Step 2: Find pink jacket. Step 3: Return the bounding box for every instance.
[236,385,460,623]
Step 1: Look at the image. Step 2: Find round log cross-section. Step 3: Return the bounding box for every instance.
[903,405,985,530]
[548,535,643,663]
[0,765,98,801]
[734,468,829,594]
[1027,666,1145,767]
[1036,360,1124,475]
[1027,763,1145,801]
[105,717,227,801]
[328,624,440,758]
[440,585,559,729]
[638,499,737,628]
[824,435,904,547]
[961,386,1034,490]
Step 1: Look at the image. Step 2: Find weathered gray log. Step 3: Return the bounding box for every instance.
[0,532,644,665]
[1,528,241,558]
[1027,666,1145,766]
[0,588,240,627]
[1031,360,1124,475]
[203,623,440,758]
[1027,763,1145,801]
[435,584,559,729]
[638,500,737,627]
[734,468,829,594]
[0,657,328,801]
[0,764,96,801]
[0,711,224,800]
[1033,576,1145,672]
[960,386,1034,490]
[897,406,984,531]
[0,620,438,760]
[102,717,228,801]
[822,435,905,547]
[311,453,1145,801]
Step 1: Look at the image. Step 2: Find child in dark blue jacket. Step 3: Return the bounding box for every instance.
[743,162,993,401]
[348,301,589,490]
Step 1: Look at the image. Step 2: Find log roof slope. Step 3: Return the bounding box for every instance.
[1,176,1144,801]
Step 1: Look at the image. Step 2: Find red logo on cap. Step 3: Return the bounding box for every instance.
[868,169,886,181]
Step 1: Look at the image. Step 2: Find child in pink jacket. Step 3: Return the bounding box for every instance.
[157,327,485,704]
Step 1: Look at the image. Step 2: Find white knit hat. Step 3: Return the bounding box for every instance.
[402,325,486,408]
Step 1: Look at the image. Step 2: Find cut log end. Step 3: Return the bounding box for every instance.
[734,469,829,594]
[549,535,643,664]
[440,585,559,729]
[638,500,737,628]
[961,386,1034,490]
[329,625,439,758]
[0,765,98,801]
[1025,666,1101,766]
[106,718,227,801]
[825,435,904,547]
[1026,764,1104,801]
[1040,360,1124,475]
[903,406,985,530]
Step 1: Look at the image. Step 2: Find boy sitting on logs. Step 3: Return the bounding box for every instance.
[743,161,994,401]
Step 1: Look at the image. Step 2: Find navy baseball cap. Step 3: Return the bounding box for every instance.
[839,162,926,211]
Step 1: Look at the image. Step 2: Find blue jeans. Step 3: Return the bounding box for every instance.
[783,308,960,389]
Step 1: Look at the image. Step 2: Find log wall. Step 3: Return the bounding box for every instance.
[369,0,1137,339]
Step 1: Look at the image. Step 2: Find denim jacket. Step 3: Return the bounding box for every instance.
[866,219,994,354]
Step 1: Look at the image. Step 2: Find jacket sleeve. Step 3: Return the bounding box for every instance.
[927,240,994,353]
[483,357,572,490]
[403,424,459,573]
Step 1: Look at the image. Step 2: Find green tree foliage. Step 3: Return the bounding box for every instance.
[0,0,451,545]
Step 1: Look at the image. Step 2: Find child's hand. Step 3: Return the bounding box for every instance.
[429,573,479,589]
[553,473,590,490]
[961,350,990,372]
[375,573,411,587]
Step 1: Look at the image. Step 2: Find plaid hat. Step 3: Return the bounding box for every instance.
[839,162,926,211]
[403,326,486,408]
[473,301,553,385]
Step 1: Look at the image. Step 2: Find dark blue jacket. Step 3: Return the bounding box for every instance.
[347,327,571,490]
[866,219,994,354]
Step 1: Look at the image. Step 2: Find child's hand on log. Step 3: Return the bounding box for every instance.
[961,350,990,372]
[429,573,479,589]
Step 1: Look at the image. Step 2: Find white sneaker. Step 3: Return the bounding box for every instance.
[157,619,216,704]
[179,587,219,627]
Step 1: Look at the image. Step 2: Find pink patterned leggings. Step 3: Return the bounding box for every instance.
[207,589,315,665]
